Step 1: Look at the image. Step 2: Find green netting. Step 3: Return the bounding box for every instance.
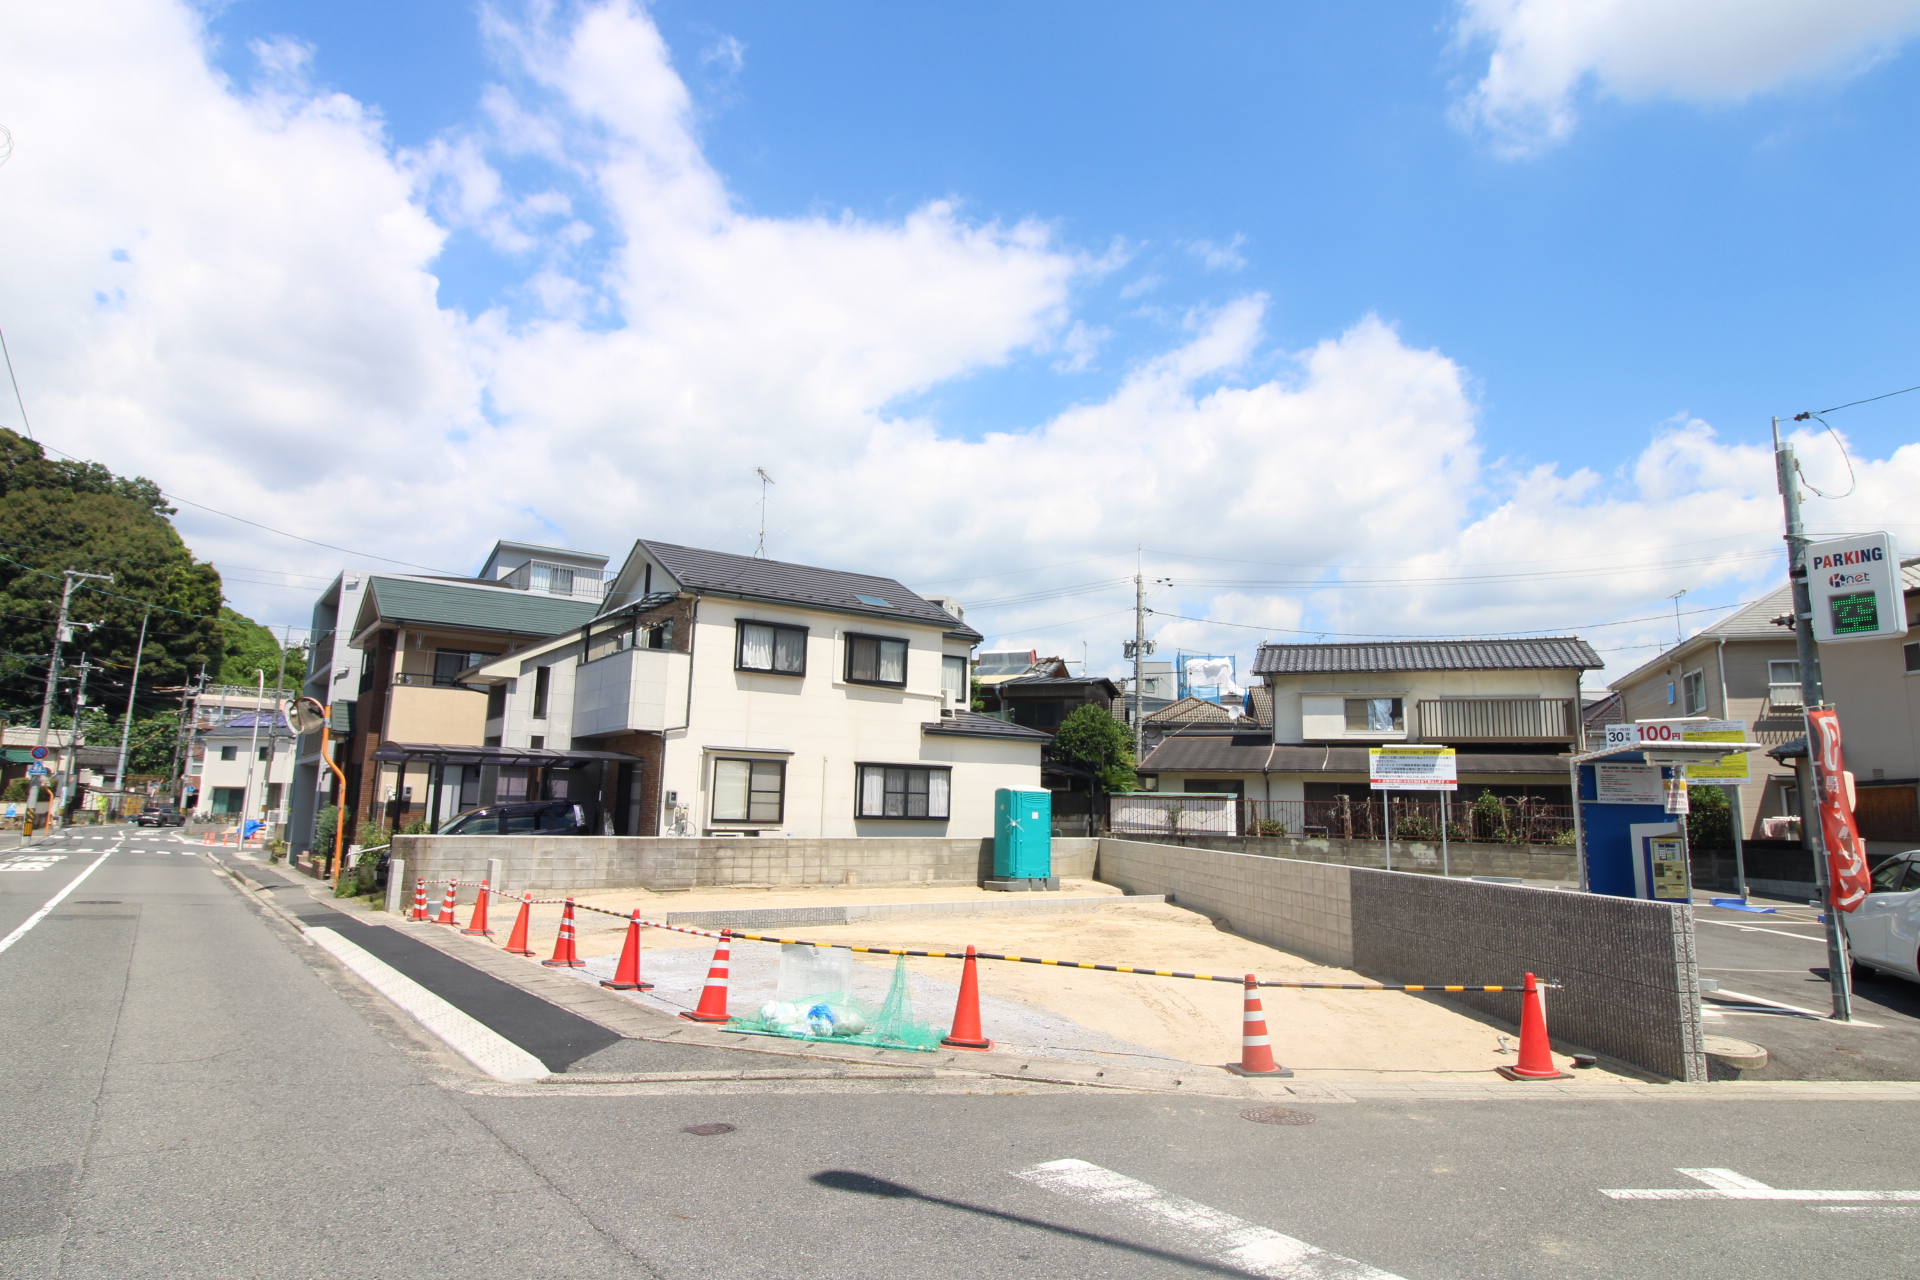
[725,953,945,1052]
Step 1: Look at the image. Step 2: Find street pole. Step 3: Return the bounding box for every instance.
[1132,558,1146,765]
[58,656,95,823]
[29,569,112,833]
[239,670,266,834]
[112,604,151,819]
[1773,415,1852,1021]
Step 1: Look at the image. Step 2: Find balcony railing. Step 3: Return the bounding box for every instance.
[1241,798,1575,845]
[1415,697,1577,743]
[498,560,614,601]
[1767,683,1805,709]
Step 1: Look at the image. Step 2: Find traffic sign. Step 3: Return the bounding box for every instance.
[1807,531,1904,644]
[29,745,47,760]
[27,763,47,776]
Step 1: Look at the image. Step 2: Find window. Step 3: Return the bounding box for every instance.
[258,747,269,762]
[856,764,951,819]
[1905,642,1919,674]
[547,565,574,596]
[1869,855,1912,895]
[1343,697,1403,733]
[220,746,237,761]
[1682,669,1707,715]
[1768,659,1804,707]
[854,593,894,608]
[846,634,908,686]
[528,736,544,750]
[712,758,784,823]
[942,655,969,706]
[434,649,489,686]
[532,666,550,719]
[736,621,808,675]
[487,684,507,720]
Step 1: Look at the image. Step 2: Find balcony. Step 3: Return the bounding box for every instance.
[1416,697,1578,744]
[1767,682,1805,710]
[498,560,614,602]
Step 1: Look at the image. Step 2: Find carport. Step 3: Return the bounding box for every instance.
[370,741,645,833]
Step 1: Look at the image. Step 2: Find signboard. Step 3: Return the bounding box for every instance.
[1663,778,1690,814]
[1593,763,1662,805]
[1604,720,1751,782]
[26,763,47,777]
[1807,707,1871,911]
[1807,532,1904,644]
[1649,837,1689,899]
[29,745,47,760]
[1368,746,1458,791]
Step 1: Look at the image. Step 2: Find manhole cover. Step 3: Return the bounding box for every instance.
[1240,1107,1316,1126]
[681,1123,737,1136]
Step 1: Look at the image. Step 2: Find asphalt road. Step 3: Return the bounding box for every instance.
[3,827,1919,1280]
[1694,894,1920,1080]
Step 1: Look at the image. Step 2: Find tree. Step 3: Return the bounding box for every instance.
[0,429,223,720]
[1051,703,1139,792]
[215,607,305,689]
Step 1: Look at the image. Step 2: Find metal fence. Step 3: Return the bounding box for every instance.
[1238,797,1576,845]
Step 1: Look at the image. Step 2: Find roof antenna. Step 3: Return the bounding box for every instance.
[1667,587,1687,645]
[754,468,776,558]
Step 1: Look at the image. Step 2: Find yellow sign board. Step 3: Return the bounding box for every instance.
[1680,721,1751,783]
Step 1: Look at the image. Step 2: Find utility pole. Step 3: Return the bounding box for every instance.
[261,625,293,835]
[1774,416,1852,1021]
[1130,555,1147,764]
[30,569,112,832]
[112,604,152,817]
[239,669,266,834]
[57,655,95,822]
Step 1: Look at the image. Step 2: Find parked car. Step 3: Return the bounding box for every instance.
[132,807,186,827]
[435,801,590,836]
[1846,850,1920,984]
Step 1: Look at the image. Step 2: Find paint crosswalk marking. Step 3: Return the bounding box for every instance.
[1015,1159,1411,1280]
[1603,1168,1920,1202]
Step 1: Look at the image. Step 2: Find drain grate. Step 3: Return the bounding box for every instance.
[1239,1107,1316,1126]
[681,1123,737,1136]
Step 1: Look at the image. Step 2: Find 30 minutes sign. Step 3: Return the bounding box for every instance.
[1807,531,1904,644]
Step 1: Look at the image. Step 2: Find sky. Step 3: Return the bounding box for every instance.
[2,0,1919,690]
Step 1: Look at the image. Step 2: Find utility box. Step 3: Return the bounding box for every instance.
[989,788,1056,891]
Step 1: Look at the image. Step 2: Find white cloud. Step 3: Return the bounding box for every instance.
[1186,234,1246,272]
[1454,0,1920,154]
[4,0,1917,692]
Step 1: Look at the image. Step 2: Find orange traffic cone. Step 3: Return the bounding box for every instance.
[601,911,653,991]
[1224,974,1292,1076]
[461,879,493,936]
[433,878,459,925]
[409,878,428,921]
[543,898,585,967]
[940,945,994,1051]
[1497,972,1570,1081]
[680,930,733,1022]
[502,893,535,956]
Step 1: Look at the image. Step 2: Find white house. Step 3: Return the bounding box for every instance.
[464,539,1047,838]
[193,711,297,821]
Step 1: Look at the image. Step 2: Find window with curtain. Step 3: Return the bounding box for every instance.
[736,621,807,675]
[855,765,951,819]
[942,655,968,706]
[712,758,785,823]
[1344,697,1404,732]
[846,634,908,687]
[434,649,490,686]
[1683,669,1707,715]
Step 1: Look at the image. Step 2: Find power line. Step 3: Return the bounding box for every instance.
[1808,381,1920,416]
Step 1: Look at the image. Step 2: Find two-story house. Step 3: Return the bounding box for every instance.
[193,711,296,821]
[1139,638,1599,830]
[444,540,1045,839]
[1606,585,1804,842]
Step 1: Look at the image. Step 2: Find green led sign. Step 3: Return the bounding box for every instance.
[1829,590,1881,637]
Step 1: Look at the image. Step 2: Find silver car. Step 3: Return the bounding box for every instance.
[1847,851,1920,983]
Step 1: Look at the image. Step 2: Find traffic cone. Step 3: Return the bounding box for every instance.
[433,878,459,925]
[601,911,653,991]
[680,930,733,1022]
[461,879,493,936]
[940,945,994,1051]
[409,878,428,921]
[1497,972,1570,1081]
[503,894,535,956]
[542,898,585,967]
[1224,974,1292,1077]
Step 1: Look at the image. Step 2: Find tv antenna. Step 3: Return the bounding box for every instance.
[754,468,776,558]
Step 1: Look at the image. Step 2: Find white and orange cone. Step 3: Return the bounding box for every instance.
[542,898,585,968]
[681,930,733,1022]
[1224,974,1292,1077]
[409,878,428,921]
[433,878,459,925]
[1496,972,1571,1081]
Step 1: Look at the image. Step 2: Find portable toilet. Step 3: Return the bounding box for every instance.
[990,788,1056,891]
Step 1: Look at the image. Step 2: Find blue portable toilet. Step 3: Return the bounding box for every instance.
[990,788,1056,891]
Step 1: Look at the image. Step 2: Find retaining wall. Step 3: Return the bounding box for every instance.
[1111,832,1577,882]
[1094,838,1705,1081]
[389,835,1099,895]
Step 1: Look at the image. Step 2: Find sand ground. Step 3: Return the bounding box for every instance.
[478,881,1627,1081]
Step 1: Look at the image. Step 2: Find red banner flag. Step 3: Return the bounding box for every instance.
[1806,707,1870,913]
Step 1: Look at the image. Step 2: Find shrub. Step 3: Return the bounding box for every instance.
[1252,819,1288,837]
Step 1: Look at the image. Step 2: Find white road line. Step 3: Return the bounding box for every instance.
[1014,1159,1410,1280]
[1604,1168,1920,1202]
[0,850,114,957]
[1708,988,1883,1028]
[1813,1206,1920,1216]
[1698,919,1828,943]
[303,927,549,1084]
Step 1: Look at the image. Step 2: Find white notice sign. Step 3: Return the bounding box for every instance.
[1593,763,1663,806]
[1369,746,1458,791]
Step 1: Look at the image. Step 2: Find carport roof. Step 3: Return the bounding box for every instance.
[371,741,642,768]
[1140,735,1573,775]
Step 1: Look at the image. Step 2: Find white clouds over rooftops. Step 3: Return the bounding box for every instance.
[2,0,1917,682]
[1454,0,1920,155]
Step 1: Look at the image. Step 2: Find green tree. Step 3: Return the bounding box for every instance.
[1051,703,1139,792]
[214,607,305,689]
[1687,782,1732,849]
[0,429,223,720]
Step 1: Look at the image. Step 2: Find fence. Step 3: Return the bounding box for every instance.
[1111,794,1576,845]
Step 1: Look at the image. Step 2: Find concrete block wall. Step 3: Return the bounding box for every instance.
[1094,838,1355,968]
[1110,833,1577,882]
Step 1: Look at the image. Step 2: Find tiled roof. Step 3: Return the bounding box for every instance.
[921,711,1052,742]
[638,541,981,641]
[359,576,599,639]
[1254,637,1602,674]
[1140,736,1572,774]
[1146,696,1235,725]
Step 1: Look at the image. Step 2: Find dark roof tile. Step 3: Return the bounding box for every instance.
[1253,637,1601,674]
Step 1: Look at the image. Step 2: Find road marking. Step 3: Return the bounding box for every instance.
[1604,1168,1920,1202]
[1014,1158,1410,1279]
[1813,1206,1920,1216]
[303,927,549,1084]
[0,850,114,957]
[1698,919,1828,943]
[1708,988,1883,1028]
